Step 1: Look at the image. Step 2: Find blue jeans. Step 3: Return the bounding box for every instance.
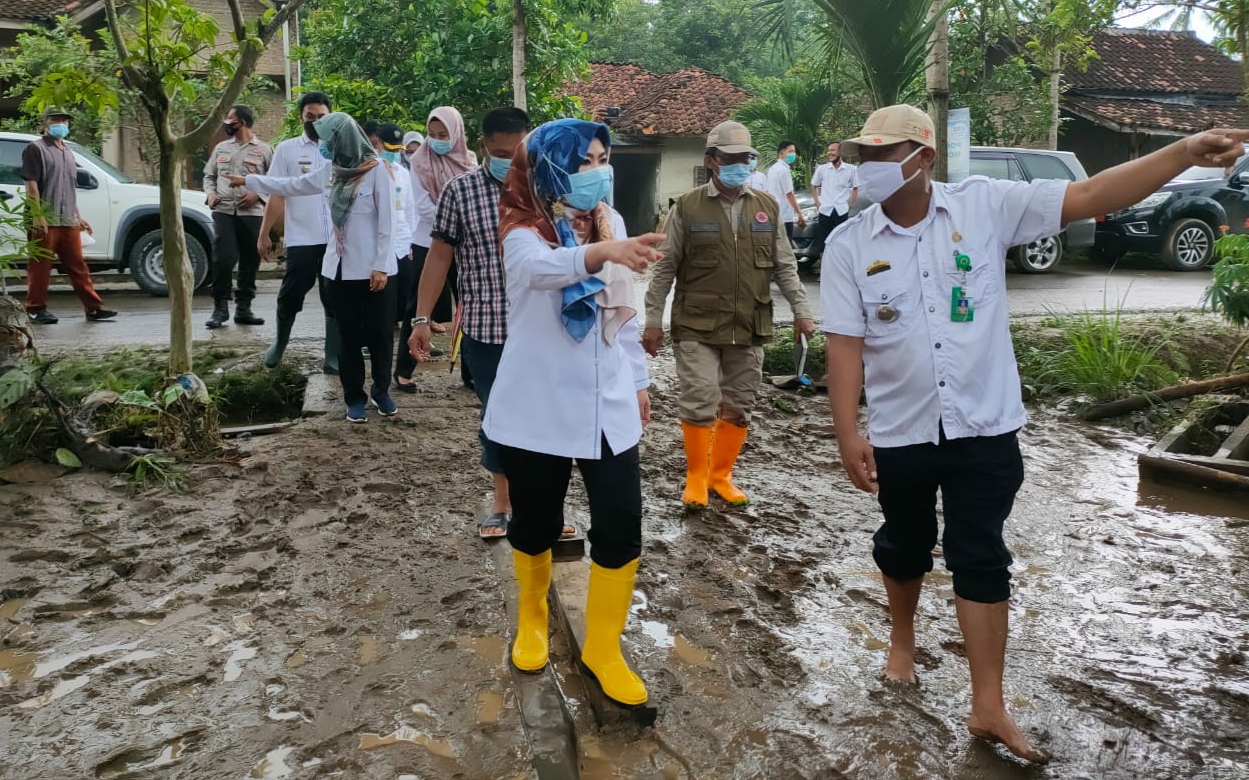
[461,336,505,474]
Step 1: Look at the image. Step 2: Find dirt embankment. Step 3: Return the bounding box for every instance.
[2,349,1248,779]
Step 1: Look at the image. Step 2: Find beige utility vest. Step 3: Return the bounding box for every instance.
[670,188,779,346]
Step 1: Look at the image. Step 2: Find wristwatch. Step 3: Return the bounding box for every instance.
[410,316,430,327]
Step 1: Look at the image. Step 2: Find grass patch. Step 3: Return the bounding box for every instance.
[762,328,826,377]
[213,363,306,425]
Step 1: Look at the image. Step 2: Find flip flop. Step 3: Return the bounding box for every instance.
[479,512,509,540]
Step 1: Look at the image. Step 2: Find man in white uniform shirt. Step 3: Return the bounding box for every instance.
[822,103,1247,763]
[810,142,858,259]
[258,92,336,372]
[765,139,805,239]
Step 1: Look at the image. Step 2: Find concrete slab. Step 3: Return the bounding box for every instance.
[300,373,338,417]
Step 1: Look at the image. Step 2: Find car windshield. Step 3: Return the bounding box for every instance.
[67,141,135,183]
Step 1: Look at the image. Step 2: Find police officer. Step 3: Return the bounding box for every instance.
[643,121,815,508]
[823,104,1248,763]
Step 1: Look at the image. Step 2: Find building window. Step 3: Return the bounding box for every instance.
[693,166,709,187]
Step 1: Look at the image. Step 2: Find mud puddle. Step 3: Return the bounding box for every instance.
[2,350,1248,779]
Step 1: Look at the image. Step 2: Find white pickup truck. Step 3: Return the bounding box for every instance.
[0,131,215,296]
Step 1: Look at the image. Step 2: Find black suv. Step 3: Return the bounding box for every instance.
[1095,156,1249,271]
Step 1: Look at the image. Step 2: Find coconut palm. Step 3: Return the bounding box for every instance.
[733,78,844,169]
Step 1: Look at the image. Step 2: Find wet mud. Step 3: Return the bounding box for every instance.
[2,350,1248,779]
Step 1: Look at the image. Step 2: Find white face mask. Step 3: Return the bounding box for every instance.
[857,146,925,203]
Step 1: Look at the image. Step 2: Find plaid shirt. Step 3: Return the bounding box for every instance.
[431,167,507,344]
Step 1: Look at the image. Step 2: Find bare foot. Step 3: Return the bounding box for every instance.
[967,710,1049,764]
[561,524,575,538]
[883,642,918,684]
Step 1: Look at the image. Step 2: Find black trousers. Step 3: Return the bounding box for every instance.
[502,436,642,569]
[326,271,396,407]
[872,429,1024,604]
[211,213,263,306]
[276,244,333,322]
[393,245,427,380]
[784,221,795,241]
[813,211,848,257]
[412,245,455,324]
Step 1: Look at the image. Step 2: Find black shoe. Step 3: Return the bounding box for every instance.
[206,303,229,329]
[233,308,265,326]
[394,376,418,394]
[29,310,59,325]
[85,308,117,322]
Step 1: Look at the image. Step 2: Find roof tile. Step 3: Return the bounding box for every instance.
[1066,95,1249,134]
[1068,29,1243,95]
[0,0,88,21]
[565,63,751,137]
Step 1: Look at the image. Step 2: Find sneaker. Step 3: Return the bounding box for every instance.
[345,403,368,423]
[29,310,58,325]
[371,394,397,417]
[85,308,117,322]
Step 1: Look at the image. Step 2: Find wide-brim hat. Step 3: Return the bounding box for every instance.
[42,106,73,121]
[842,104,935,157]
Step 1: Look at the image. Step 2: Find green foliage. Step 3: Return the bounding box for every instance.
[212,363,306,424]
[0,193,52,294]
[1206,233,1249,330]
[126,453,183,492]
[299,0,594,137]
[735,71,848,182]
[0,367,33,410]
[762,327,828,377]
[1016,305,1180,402]
[54,447,82,468]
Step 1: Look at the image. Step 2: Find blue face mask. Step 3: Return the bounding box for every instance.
[717,162,751,189]
[564,165,613,211]
[749,158,758,172]
[48,123,69,139]
[488,155,512,182]
[785,152,797,165]
[428,138,453,156]
[318,141,333,161]
[381,150,401,164]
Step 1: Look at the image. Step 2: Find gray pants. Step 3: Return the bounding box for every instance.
[674,340,764,427]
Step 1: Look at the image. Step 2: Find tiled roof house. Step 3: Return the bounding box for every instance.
[565,63,752,233]
[1059,29,1248,172]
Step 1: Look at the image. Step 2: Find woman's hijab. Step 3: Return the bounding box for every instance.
[312,112,378,230]
[411,106,472,200]
[497,118,634,344]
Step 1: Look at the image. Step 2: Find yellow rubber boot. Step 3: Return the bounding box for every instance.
[580,559,648,706]
[680,421,713,507]
[510,549,551,672]
[709,419,750,505]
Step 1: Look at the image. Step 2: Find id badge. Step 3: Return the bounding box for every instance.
[950,285,974,322]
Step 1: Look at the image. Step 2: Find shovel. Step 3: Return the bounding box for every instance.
[791,332,813,389]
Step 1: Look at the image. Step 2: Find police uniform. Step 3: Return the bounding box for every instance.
[646,122,813,507]
[821,174,1067,603]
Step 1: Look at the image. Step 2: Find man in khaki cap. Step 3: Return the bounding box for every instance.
[822,103,1249,763]
[644,121,814,508]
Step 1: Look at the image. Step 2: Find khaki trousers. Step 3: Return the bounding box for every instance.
[674,340,764,427]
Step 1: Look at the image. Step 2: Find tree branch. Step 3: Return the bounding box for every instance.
[224,0,248,43]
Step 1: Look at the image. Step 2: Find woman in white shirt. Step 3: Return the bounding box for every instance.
[487,119,665,707]
[239,112,396,423]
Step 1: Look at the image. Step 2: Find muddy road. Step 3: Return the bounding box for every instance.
[2,348,1248,779]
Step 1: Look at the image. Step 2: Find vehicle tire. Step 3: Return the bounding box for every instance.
[1161,218,1215,271]
[128,229,210,296]
[1011,234,1063,274]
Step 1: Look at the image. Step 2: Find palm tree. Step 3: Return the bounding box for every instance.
[733,79,843,171]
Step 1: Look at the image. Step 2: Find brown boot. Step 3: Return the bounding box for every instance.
[680,421,712,507]
[709,419,749,505]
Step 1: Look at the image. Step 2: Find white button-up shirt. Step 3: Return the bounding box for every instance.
[407,165,436,248]
[811,160,859,217]
[483,210,650,460]
[266,134,331,247]
[765,159,796,222]
[386,161,416,258]
[820,176,1068,448]
[246,163,396,280]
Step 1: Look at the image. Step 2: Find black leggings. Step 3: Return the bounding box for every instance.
[872,429,1024,604]
[502,437,642,569]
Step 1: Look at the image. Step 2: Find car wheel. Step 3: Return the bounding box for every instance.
[1011,235,1063,274]
[128,229,210,296]
[1161,218,1215,271]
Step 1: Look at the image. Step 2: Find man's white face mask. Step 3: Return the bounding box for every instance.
[857,146,925,203]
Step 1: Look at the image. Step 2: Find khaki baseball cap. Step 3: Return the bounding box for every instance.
[706,121,757,156]
[842,104,935,156]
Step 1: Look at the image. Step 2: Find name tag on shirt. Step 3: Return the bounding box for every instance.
[299,158,311,174]
[690,221,719,233]
[216,154,231,165]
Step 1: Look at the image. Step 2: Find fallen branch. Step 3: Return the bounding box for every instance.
[1080,372,1249,421]
[34,377,164,472]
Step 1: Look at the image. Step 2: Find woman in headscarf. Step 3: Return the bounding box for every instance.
[483,118,665,707]
[410,106,471,332]
[237,112,397,423]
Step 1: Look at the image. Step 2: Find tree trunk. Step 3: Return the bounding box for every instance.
[1079,372,1249,421]
[512,0,527,111]
[1047,48,1063,151]
[158,135,194,375]
[925,0,950,182]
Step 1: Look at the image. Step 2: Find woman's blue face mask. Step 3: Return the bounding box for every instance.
[428,138,453,156]
[564,165,612,211]
[318,141,333,161]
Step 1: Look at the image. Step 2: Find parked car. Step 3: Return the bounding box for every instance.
[0,131,214,295]
[792,146,1096,275]
[1094,155,1249,271]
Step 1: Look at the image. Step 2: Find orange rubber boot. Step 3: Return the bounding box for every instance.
[709,419,749,505]
[680,421,713,507]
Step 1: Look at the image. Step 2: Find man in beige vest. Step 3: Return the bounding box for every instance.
[644,122,815,507]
